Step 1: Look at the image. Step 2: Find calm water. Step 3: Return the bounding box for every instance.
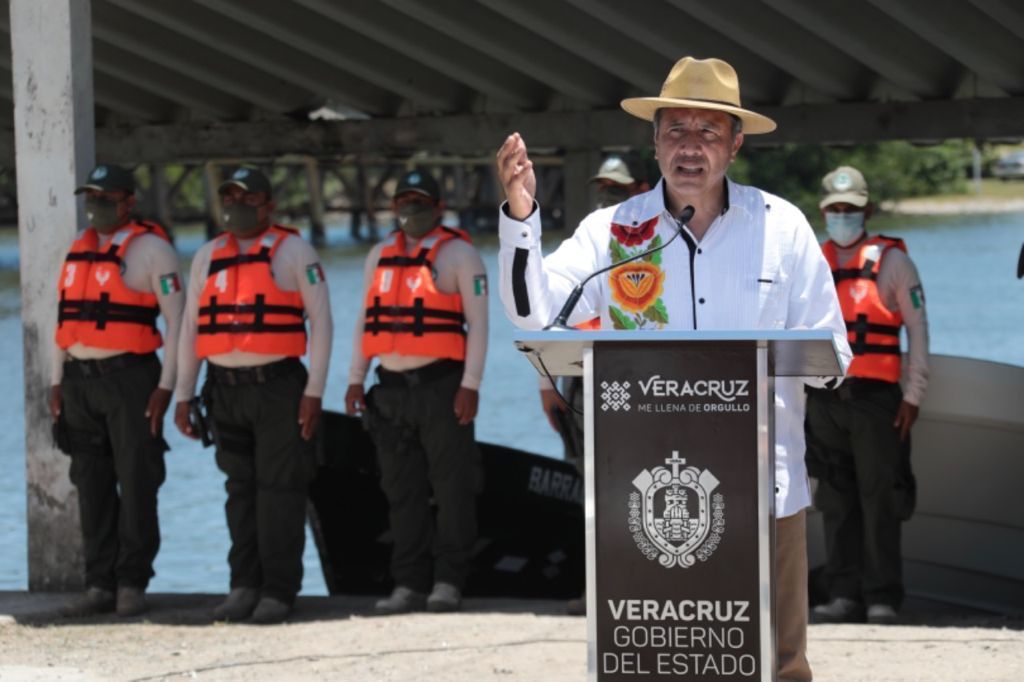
[0,211,1021,594]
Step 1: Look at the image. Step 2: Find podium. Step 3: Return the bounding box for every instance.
[514,330,843,682]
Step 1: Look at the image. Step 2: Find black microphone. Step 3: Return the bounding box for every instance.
[545,205,695,330]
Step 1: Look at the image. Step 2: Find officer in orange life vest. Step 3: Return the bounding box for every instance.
[50,163,184,618]
[345,170,488,614]
[806,165,929,626]
[173,167,333,625]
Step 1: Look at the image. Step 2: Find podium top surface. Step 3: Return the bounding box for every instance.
[514,329,844,378]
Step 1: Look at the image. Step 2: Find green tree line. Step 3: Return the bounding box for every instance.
[732,140,974,216]
[635,140,978,218]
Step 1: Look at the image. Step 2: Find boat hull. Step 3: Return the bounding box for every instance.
[807,354,1024,614]
[309,411,585,598]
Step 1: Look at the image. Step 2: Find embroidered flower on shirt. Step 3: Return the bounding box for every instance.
[610,217,658,246]
[606,232,670,330]
[609,262,664,313]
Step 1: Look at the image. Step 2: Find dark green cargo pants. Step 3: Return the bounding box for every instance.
[60,353,167,592]
[805,380,916,609]
[366,362,481,593]
[205,359,317,604]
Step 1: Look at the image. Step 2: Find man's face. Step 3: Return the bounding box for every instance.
[393,192,442,238]
[220,186,273,235]
[654,108,743,200]
[593,179,638,208]
[84,189,134,232]
[393,192,439,213]
[821,201,873,219]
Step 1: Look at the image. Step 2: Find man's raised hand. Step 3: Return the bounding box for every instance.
[496,132,537,221]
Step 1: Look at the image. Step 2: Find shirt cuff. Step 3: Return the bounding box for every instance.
[498,200,541,248]
[347,365,369,387]
[901,388,922,406]
[460,372,481,391]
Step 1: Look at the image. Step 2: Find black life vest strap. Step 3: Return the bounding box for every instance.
[365,296,466,338]
[198,321,308,334]
[64,248,121,266]
[197,293,305,336]
[847,313,901,355]
[208,248,272,276]
[377,244,433,269]
[364,321,467,336]
[833,260,879,284]
[57,291,159,331]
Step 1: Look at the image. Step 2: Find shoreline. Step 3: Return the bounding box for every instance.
[881,196,1024,216]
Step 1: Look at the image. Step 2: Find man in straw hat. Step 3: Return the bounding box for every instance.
[495,56,852,680]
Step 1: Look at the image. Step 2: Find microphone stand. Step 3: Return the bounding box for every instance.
[545,205,695,330]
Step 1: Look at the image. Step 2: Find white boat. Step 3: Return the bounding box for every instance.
[807,354,1024,615]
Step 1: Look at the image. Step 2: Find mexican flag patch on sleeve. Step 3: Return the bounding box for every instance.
[159,273,181,295]
[306,263,326,285]
[909,285,925,309]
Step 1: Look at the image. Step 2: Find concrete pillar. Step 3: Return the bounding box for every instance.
[563,149,601,231]
[151,164,173,235]
[11,0,94,591]
[972,142,983,195]
[304,157,326,247]
[202,161,222,239]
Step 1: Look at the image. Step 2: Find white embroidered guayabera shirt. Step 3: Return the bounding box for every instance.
[498,178,852,517]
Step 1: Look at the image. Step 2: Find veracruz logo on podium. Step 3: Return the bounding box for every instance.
[629,450,725,568]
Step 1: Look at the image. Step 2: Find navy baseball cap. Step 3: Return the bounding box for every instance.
[218,166,273,197]
[74,164,136,195]
[394,170,440,202]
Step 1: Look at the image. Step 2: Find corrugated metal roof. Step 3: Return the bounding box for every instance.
[2,0,1023,151]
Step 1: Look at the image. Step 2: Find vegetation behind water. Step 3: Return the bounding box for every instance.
[0,140,1010,230]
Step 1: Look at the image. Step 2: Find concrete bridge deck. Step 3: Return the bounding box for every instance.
[1,591,1021,680]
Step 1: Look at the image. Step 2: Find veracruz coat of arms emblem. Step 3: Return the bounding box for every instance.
[628,450,725,568]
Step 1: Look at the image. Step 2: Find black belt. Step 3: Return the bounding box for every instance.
[376,359,462,388]
[810,377,897,401]
[63,352,156,379]
[208,357,303,386]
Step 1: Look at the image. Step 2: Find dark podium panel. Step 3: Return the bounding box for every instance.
[515,331,842,682]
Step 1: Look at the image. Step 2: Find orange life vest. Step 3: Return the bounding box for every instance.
[823,235,906,383]
[362,226,470,361]
[196,225,307,358]
[56,220,169,353]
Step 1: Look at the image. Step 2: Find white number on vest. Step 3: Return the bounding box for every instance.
[63,264,76,288]
[214,269,228,293]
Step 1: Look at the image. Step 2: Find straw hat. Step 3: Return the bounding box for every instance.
[621,57,776,135]
[588,157,636,185]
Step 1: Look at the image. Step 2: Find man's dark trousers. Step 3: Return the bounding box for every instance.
[368,362,481,593]
[61,353,167,592]
[806,380,916,609]
[206,359,317,605]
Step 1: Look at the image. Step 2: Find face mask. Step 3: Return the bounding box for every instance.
[222,203,262,235]
[596,185,632,209]
[824,211,866,247]
[85,196,121,230]
[396,203,437,238]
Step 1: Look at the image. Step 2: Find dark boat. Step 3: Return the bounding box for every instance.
[308,411,585,599]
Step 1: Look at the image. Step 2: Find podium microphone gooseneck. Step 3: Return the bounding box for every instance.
[545,205,695,330]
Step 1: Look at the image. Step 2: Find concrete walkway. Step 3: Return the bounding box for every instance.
[0,591,1021,680]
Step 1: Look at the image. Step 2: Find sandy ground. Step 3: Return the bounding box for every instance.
[1,592,1022,681]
